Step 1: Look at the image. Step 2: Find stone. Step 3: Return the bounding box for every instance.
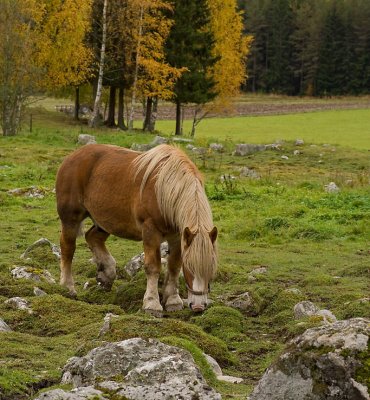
[0,318,12,332]
[34,387,105,400]
[316,309,337,324]
[124,242,168,277]
[239,167,260,179]
[33,287,47,297]
[150,135,168,146]
[293,150,300,155]
[249,318,370,400]
[8,186,45,199]
[325,182,340,193]
[20,237,61,260]
[55,338,221,400]
[233,143,266,156]
[218,375,244,384]
[98,313,119,338]
[204,354,223,376]
[77,134,96,145]
[281,155,289,160]
[293,301,319,319]
[209,143,224,152]
[11,266,56,284]
[5,297,32,313]
[226,292,254,313]
[295,139,305,146]
[192,146,208,155]
[250,266,268,276]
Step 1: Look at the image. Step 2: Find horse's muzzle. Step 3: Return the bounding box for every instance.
[189,302,206,313]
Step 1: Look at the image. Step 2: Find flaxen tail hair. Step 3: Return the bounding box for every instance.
[133,145,217,284]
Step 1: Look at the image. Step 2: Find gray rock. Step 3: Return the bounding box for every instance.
[124,242,168,277]
[239,167,260,179]
[250,318,370,400]
[192,146,208,155]
[98,313,119,338]
[33,287,47,297]
[77,134,96,145]
[57,337,221,400]
[34,387,105,400]
[131,143,152,152]
[317,309,337,324]
[281,155,289,160]
[4,297,32,313]
[218,375,243,384]
[250,266,268,276]
[233,143,266,156]
[293,301,319,319]
[11,266,56,284]
[0,318,12,332]
[204,354,223,376]
[293,150,301,155]
[209,143,224,152]
[295,139,305,146]
[151,135,168,146]
[20,237,61,260]
[173,137,194,143]
[226,292,254,313]
[325,182,340,193]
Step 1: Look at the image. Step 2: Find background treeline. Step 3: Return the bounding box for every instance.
[0,0,249,136]
[238,0,370,95]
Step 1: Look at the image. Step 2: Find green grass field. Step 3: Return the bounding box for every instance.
[0,100,369,399]
[156,108,370,149]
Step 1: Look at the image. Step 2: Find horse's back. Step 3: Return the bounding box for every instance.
[56,145,139,224]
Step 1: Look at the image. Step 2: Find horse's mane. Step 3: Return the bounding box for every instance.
[133,144,217,282]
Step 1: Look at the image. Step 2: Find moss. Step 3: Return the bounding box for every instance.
[191,306,245,342]
[266,289,306,315]
[113,272,147,312]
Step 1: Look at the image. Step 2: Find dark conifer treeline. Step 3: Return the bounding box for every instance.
[238,0,370,95]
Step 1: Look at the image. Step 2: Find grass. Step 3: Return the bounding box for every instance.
[0,98,369,399]
[156,108,370,149]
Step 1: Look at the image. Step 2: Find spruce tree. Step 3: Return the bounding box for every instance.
[165,0,217,135]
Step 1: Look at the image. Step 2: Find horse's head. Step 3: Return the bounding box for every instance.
[182,226,218,312]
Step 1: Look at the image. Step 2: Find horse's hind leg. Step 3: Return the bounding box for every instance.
[163,238,184,312]
[60,223,81,297]
[85,225,116,290]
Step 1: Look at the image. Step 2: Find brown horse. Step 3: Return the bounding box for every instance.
[56,144,218,314]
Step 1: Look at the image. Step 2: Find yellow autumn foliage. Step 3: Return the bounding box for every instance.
[207,0,252,107]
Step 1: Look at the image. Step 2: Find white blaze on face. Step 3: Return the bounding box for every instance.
[188,276,208,312]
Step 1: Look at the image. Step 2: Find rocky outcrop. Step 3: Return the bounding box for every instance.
[36,338,221,400]
[249,318,370,400]
[11,266,56,284]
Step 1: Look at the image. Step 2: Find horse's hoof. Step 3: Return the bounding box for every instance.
[144,308,163,318]
[67,290,77,299]
[165,304,184,312]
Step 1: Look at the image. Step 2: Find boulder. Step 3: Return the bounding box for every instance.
[4,297,32,313]
[226,292,254,313]
[239,167,260,179]
[325,182,340,193]
[39,338,222,400]
[249,318,370,400]
[11,266,56,284]
[0,318,11,332]
[77,134,96,145]
[124,242,168,277]
[20,237,61,260]
[295,139,305,146]
[293,301,319,319]
[233,143,266,156]
[209,143,224,152]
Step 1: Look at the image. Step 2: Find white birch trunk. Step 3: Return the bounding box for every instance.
[89,0,108,128]
[128,5,144,130]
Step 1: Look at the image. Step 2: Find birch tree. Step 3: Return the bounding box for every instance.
[89,0,108,127]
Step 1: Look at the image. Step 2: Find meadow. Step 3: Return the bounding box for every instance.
[0,100,369,399]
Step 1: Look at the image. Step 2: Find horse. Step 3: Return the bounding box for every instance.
[55,144,218,314]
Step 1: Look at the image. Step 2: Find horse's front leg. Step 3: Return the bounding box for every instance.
[142,220,163,316]
[163,238,184,312]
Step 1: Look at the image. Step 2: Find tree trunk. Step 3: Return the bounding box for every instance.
[175,100,182,135]
[74,86,80,121]
[89,0,108,128]
[128,5,144,130]
[143,97,152,131]
[106,86,116,127]
[149,96,158,132]
[117,87,127,130]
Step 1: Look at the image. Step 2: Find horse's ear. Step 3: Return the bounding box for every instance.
[209,226,218,244]
[183,227,195,247]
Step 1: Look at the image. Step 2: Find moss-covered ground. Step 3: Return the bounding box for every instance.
[0,104,369,399]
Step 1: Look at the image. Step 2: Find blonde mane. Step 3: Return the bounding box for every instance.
[133,144,217,283]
